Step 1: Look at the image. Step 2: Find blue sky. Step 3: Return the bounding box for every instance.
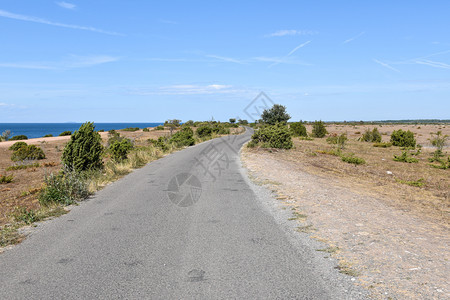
[0,1,449,122]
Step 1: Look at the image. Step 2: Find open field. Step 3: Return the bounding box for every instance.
[0,126,242,227]
[242,123,449,299]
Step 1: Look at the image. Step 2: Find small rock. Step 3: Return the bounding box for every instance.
[386,171,393,175]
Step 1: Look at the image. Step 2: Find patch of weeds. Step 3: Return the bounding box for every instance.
[396,178,425,187]
[0,174,14,183]
[429,156,450,170]
[373,142,392,148]
[336,261,359,277]
[316,149,341,156]
[317,246,340,253]
[341,154,365,165]
[288,211,307,221]
[296,224,316,233]
[20,187,41,197]
[393,151,419,163]
[12,207,39,225]
[6,162,40,171]
[0,224,21,247]
[299,136,314,141]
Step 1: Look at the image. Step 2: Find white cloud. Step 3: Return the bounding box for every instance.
[373,59,400,73]
[0,55,120,70]
[127,84,247,96]
[0,9,122,35]
[414,59,450,70]
[342,32,365,44]
[56,2,76,10]
[265,30,318,37]
[287,41,311,56]
[206,55,246,64]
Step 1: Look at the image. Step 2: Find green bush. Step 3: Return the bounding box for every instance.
[149,137,169,151]
[11,145,45,161]
[12,207,39,225]
[373,142,392,148]
[0,174,14,184]
[393,151,419,163]
[44,134,53,137]
[248,124,293,149]
[109,139,133,161]
[59,131,72,136]
[143,128,150,132]
[196,125,213,138]
[312,121,327,138]
[361,128,381,142]
[9,141,27,151]
[290,122,307,137]
[39,169,90,206]
[62,122,104,172]
[154,125,165,130]
[211,124,230,135]
[121,127,140,132]
[261,104,291,125]
[169,127,195,147]
[341,154,365,165]
[390,129,416,148]
[327,133,347,149]
[10,135,28,141]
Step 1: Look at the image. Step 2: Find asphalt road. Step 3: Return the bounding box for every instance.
[0,128,367,299]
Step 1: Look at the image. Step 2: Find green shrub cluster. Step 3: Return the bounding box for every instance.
[390,129,416,148]
[312,121,327,138]
[11,145,46,161]
[9,141,27,151]
[59,131,72,136]
[169,127,195,147]
[261,104,291,125]
[62,122,104,172]
[341,154,365,165]
[326,133,347,149]
[109,139,133,161]
[44,134,53,137]
[39,169,90,206]
[149,137,169,151]
[121,127,140,132]
[10,135,28,141]
[248,124,293,149]
[361,128,381,142]
[373,142,392,148]
[393,151,419,163]
[143,128,150,132]
[0,174,14,183]
[290,122,307,137]
[196,125,213,138]
[154,125,165,130]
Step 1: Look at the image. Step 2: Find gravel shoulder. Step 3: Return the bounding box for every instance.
[241,147,449,299]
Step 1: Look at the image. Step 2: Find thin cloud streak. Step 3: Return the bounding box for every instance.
[206,55,246,64]
[0,9,123,36]
[56,2,76,10]
[373,59,400,73]
[414,59,450,69]
[0,55,120,70]
[265,29,318,37]
[287,41,311,56]
[343,31,365,44]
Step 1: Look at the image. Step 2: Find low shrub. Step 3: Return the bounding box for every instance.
[396,178,425,187]
[312,121,327,138]
[39,169,90,206]
[248,123,293,149]
[373,142,392,148]
[393,151,419,163]
[149,137,169,151]
[59,131,72,136]
[109,139,133,161]
[341,154,365,165]
[143,128,150,132]
[0,174,14,183]
[326,133,347,149]
[10,135,28,141]
[12,207,39,225]
[6,162,40,171]
[169,127,195,147]
[121,127,140,132]
[360,128,381,143]
[429,156,449,170]
[154,125,165,130]
[196,125,213,138]
[9,141,27,151]
[11,145,46,161]
[290,122,307,137]
[390,129,416,148]
[44,134,53,137]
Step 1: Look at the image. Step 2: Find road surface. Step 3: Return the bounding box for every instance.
[0,128,366,299]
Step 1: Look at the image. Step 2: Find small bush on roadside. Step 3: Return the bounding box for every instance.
[312,121,327,138]
[9,141,27,151]
[59,131,72,136]
[149,137,169,151]
[169,127,195,147]
[196,125,213,138]
[373,142,392,148]
[341,154,365,165]
[11,145,46,161]
[109,139,133,161]
[248,123,293,149]
[12,207,39,225]
[393,151,419,163]
[290,122,307,137]
[10,135,28,141]
[39,169,90,206]
[390,129,416,148]
[0,174,14,183]
[62,122,104,172]
[360,128,382,143]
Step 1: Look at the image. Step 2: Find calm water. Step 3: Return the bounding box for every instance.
[0,123,163,139]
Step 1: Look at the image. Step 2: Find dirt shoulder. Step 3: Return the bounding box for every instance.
[241,124,449,299]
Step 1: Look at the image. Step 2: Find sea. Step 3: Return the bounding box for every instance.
[0,123,164,139]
